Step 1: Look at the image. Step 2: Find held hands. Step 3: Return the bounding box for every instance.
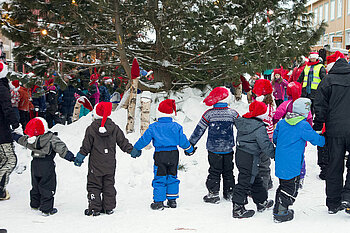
[185,145,197,156]
[74,152,86,167]
[64,151,76,162]
[130,147,142,158]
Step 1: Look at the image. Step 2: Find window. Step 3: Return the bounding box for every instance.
[348,0,350,14]
[337,0,342,18]
[345,30,350,46]
[319,5,323,23]
[314,7,318,25]
[334,31,343,48]
[325,3,329,21]
[330,0,335,20]
[324,34,329,45]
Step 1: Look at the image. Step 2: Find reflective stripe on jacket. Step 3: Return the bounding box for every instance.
[302,64,324,90]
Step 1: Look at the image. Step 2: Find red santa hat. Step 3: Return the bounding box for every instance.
[77,96,93,111]
[103,76,113,84]
[326,51,345,72]
[286,82,302,102]
[309,52,319,60]
[242,101,267,119]
[90,73,99,85]
[131,58,140,80]
[203,87,230,106]
[252,79,273,96]
[93,102,112,133]
[11,80,20,90]
[157,99,177,118]
[24,117,48,144]
[0,61,8,79]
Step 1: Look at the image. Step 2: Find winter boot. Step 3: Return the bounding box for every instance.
[0,229,7,233]
[328,204,345,214]
[232,203,255,218]
[0,189,10,201]
[150,201,164,210]
[42,208,58,217]
[273,204,294,223]
[84,209,100,216]
[257,199,274,212]
[101,209,114,215]
[342,201,350,215]
[203,192,220,204]
[223,192,234,201]
[167,199,177,208]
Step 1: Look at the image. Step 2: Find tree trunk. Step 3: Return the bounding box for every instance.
[126,78,138,133]
[140,91,152,149]
[114,0,138,133]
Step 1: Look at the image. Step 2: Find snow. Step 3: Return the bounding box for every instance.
[2,88,350,233]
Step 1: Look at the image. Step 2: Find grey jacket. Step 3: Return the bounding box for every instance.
[235,117,275,159]
[17,132,69,159]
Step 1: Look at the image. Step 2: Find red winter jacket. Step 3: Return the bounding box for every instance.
[289,64,306,83]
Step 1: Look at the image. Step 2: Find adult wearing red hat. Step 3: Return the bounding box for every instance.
[297,52,326,114]
[0,61,19,201]
[313,51,350,215]
[232,101,275,218]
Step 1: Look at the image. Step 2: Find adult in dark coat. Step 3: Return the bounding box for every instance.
[60,79,76,125]
[313,51,350,214]
[0,63,19,200]
[45,79,60,128]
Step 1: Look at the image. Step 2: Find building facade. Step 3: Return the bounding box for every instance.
[307,0,350,51]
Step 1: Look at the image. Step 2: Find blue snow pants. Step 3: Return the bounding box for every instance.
[152,150,180,202]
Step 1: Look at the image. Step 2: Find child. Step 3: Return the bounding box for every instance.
[272,67,289,107]
[189,87,239,203]
[12,117,75,216]
[272,82,312,188]
[74,102,136,216]
[252,79,275,191]
[272,98,325,223]
[132,99,195,210]
[232,101,275,218]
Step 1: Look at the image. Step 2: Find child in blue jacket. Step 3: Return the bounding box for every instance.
[273,98,325,223]
[132,99,195,210]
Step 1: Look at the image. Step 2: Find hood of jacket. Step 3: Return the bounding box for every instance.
[285,112,305,126]
[235,117,265,134]
[329,58,350,75]
[91,118,115,137]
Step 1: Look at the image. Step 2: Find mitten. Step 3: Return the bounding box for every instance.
[64,151,75,162]
[74,152,86,166]
[313,122,323,131]
[185,145,197,156]
[11,132,22,143]
[130,148,142,158]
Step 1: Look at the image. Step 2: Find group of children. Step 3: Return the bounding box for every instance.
[10,83,325,223]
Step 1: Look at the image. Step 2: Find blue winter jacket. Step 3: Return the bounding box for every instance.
[273,113,325,180]
[189,103,239,153]
[134,117,193,153]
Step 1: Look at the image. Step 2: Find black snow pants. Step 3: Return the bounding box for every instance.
[30,158,56,213]
[258,152,272,190]
[87,169,116,212]
[232,149,267,205]
[206,151,235,195]
[325,136,350,209]
[274,176,300,210]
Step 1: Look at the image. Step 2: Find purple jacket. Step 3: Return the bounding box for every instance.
[273,100,313,125]
[273,79,288,100]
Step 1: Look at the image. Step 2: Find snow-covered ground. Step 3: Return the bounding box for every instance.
[1,88,349,233]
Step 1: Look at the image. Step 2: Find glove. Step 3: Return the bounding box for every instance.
[64,151,75,162]
[185,145,197,156]
[12,132,22,143]
[130,148,142,158]
[74,152,86,167]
